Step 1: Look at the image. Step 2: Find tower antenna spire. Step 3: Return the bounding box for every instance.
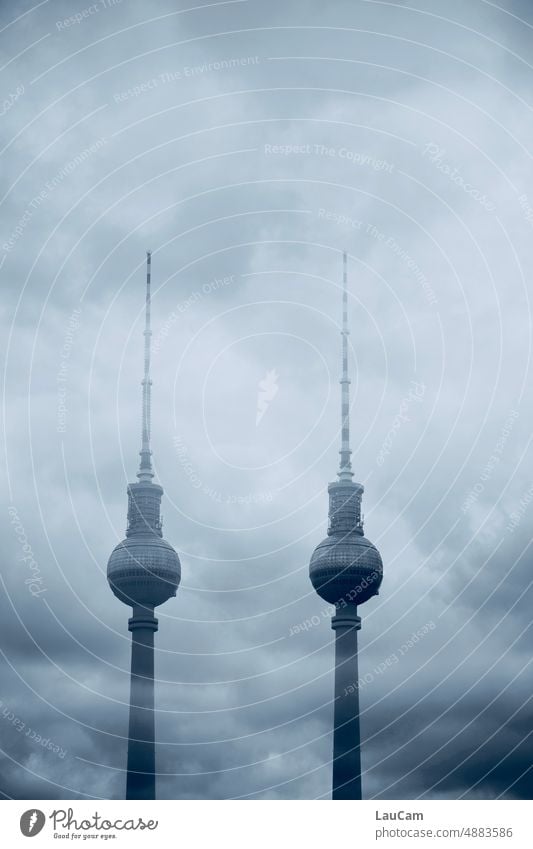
[339,250,353,481]
[138,250,154,481]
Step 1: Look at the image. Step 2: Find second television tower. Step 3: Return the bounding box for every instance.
[309,251,383,800]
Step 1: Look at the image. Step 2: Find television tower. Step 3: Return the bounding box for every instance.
[309,251,383,800]
[107,252,181,800]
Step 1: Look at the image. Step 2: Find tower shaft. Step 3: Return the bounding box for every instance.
[108,252,181,801]
[309,251,382,802]
[332,605,362,800]
[126,606,158,800]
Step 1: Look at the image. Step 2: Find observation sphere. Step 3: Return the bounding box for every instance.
[107,535,181,608]
[309,532,382,606]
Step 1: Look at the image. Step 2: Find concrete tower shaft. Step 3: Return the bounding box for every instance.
[331,607,362,800]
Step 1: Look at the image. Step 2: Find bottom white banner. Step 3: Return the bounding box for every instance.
[2,800,530,848]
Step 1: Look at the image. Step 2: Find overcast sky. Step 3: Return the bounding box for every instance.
[1,0,532,800]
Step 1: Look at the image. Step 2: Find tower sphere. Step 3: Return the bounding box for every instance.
[107,538,180,608]
[107,486,181,607]
[309,480,382,605]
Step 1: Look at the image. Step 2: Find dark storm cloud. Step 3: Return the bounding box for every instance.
[1,0,532,801]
